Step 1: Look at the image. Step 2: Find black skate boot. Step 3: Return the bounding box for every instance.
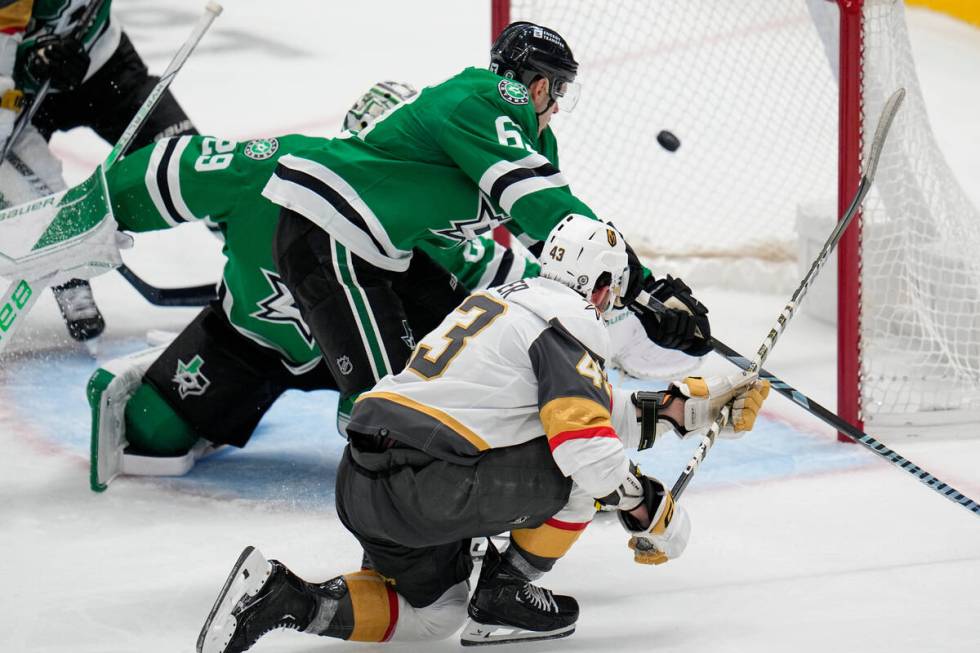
[461,542,578,646]
[52,279,105,344]
[198,547,317,653]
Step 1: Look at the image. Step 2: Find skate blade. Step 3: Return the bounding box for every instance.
[197,546,272,653]
[460,619,575,647]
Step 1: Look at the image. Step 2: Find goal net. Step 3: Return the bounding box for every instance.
[496,0,980,434]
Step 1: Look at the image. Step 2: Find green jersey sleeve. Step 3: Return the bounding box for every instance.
[108,135,316,233]
[419,236,540,292]
[434,91,598,242]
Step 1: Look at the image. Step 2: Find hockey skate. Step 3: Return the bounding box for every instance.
[52,278,105,347]
[198,547,315,653]
[461,543,578,646]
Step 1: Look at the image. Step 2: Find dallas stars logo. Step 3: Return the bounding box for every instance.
[429,194,509,243]
[251,269,316,348]
[243,138,279,160]
[173,355,210,399]
[498,79,529,105]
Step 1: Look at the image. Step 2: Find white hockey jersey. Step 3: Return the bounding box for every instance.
[348,277,642,501]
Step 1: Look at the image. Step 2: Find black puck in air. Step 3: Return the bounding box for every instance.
[657,130,681,152]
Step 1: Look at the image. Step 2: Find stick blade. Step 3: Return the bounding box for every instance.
[864,87,906,182]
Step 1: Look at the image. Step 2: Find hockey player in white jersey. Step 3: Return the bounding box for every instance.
[197,216,769,651]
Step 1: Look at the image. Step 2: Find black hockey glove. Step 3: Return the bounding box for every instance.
[21,35,90,91]
[630,275,713,356]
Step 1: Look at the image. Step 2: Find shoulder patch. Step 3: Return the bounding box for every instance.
[243,138,280,160]
[498,79,529,106]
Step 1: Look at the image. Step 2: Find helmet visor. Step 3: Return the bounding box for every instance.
[553,79,581,113]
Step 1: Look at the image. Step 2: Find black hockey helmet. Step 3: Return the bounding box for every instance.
[490,22,581,112]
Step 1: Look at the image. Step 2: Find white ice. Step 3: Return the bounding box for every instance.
[1,2,978,652]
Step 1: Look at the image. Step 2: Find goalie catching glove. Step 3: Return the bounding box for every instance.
[630,274,712,356]
[612,469,691,565]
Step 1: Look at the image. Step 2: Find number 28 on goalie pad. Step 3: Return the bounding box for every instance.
[0,280,33,340]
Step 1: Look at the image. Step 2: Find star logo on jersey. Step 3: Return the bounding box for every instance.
[243,138,279,160]
[429,194,509,243]
[498,79,529,105]
[400,320,416,350]
[251,269,316,349]
[173,355,210,399]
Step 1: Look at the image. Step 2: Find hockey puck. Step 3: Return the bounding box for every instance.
[657,130,681,152]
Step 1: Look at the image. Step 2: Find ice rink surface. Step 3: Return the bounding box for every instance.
[2,1,979,651]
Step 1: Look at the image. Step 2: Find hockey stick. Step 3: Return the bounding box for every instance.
[0,0,109,165]
[665,87,906,501]
[0,2,223,357]
[116,264,216,307]
[636,293,980,516]
[105,3,223,170]
[711,338,978,514]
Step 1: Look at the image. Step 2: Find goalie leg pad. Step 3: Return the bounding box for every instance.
[88,345,166,491]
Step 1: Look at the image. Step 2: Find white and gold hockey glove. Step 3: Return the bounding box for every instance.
[671,372,770,437]
[616,470,691,566]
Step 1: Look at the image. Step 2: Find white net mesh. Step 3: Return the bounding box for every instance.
[507,0,980,430]
[508,0,839,290]
[860,1,980,427]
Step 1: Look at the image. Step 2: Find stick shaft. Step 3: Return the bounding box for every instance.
[116,264,216,307]
[711,338,979,516]
[104,2,223,170]
[668,88,906,500]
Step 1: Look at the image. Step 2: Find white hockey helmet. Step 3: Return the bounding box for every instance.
[343,81,417,133]
[539,215,629,312]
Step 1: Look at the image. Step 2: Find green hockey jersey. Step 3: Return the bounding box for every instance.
[106,133,538,372]
[261,67,600,272]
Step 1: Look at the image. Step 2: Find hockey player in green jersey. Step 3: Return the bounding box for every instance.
[87,102,534,489]
[268,21,712,432]
[88,33,708,490]
[198,216,768,651]
[90,131,511,489]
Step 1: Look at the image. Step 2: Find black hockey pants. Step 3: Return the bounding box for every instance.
[335,434,571,608]
[272,209,468,418]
